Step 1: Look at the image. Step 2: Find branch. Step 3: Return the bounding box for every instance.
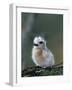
[22,63,63,77]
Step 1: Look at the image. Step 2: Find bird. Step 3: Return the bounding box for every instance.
[32,36,55,68]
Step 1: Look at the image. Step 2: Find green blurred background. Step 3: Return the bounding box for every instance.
[21,13,63,71]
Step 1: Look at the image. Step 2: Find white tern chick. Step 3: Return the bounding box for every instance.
[32,36,55,67]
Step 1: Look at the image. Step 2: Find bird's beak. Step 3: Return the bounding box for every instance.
[34,43,38,46]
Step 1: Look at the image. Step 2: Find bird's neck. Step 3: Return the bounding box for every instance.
[34,47,42,56]
[34,45,47,50]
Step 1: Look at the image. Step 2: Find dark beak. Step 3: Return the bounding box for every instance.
[34,43,38,46]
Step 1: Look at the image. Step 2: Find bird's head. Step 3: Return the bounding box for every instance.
[33,36,46,49]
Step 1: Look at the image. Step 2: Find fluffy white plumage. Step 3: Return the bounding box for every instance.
[32,36,55,67]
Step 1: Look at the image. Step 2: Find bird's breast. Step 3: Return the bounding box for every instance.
[32,47,48,64]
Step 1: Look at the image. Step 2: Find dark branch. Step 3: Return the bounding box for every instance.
[22,63,63,77]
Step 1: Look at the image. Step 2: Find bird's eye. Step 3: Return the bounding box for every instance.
[39,41,43,44]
